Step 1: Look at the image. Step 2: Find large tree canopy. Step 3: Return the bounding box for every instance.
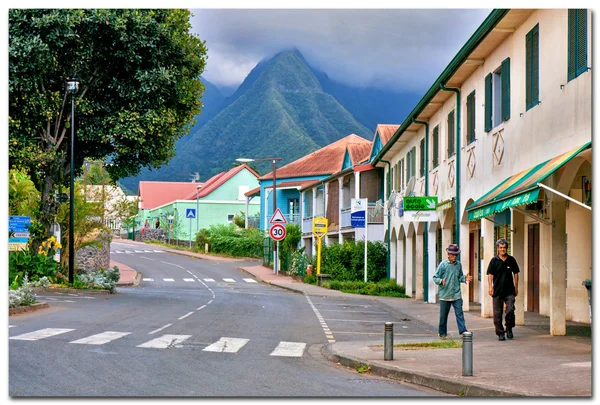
[9,9,207,228]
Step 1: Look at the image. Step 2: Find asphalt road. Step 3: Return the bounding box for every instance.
[9,241,445,397]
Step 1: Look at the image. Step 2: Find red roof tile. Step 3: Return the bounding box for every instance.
[376,124,400,145]
[259,134,371,180]
[138,181,205,209]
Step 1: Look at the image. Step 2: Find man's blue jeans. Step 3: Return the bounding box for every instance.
[439,298,467,337]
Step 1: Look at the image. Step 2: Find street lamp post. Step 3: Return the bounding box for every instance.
[196,184,202,238]
[236,157,282,274]
[65,77,80,284]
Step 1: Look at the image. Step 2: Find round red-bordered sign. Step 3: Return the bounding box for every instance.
[269,223,286,241]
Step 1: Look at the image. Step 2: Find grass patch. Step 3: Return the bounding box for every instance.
[393,340,462,349]
[322,279,410,297]
[355,364,371,374]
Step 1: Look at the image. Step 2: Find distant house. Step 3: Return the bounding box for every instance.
[246,134,372,234]
[298,125,398,256]
[137,164,260,241]
[83,184,138,233]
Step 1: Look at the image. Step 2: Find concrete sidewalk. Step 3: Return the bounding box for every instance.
[237,264,592,397]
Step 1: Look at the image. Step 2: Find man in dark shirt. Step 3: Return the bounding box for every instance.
[487,238,520,341]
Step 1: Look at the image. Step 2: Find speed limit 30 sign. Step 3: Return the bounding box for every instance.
[269,223,286,241]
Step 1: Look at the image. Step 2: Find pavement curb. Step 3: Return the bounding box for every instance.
[117,272,142,287]
[31,287,111,295]
[321,343,523,397]
[9,302,50,316]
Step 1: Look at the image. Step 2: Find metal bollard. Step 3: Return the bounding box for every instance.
[384,322,394,360]
[462,331,473,376]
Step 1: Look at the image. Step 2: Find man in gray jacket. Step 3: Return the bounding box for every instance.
[433,244,473,339]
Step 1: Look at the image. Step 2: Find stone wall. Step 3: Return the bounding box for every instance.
[134,228,166,243]
[75,231,111,273]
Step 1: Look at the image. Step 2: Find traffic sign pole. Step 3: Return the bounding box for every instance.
[189,217,192,248]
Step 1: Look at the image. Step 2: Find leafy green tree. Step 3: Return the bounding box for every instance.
[9,169,40,217]
[9,9,208,234]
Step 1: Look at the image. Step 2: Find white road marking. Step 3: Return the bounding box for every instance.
[183,278,195,282]
[204,278,215,282]
[141,256,153,261]
[9,325,16,328]
[243,278,257,283]
[142,278,154,282]
[69,331,131,345]
[562,362,591,368]
[134,250,144,253]
[137,334,191,349]
[223,278,236,283]
[270,342,306,357]
[153,250,163,253]
[203,337,249,353]
[178,312,194,320]
[148,324,172,335]
[160,261,184,269]
[305,295,334,343]
[163,278,175,282]
[125,250,134,254]
[10,328,74,341]
[208,300,213,305]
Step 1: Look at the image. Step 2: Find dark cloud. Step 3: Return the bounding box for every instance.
[191,9,492,92]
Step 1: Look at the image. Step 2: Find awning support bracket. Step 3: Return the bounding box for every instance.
[512,207,554,227]
[537,183,591,211]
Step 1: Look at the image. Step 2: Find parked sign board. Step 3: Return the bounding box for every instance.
[350,198,367,228]
[403,196,438,211]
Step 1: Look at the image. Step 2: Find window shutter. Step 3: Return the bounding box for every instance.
[526,30,532,108]
[433,126,439,168]
[411,147,416,179]
[484,73,492,132]
[532,25,539,106]
[406,152,411,179]
[419,138,425,177]
[568,10,577,80]
[501,58,511,121]
[449,114,454,156]
[467,91,475,143]
[576,9,587,76]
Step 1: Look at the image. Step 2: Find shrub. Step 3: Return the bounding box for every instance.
[321,279,408,297]
[8,275,38,308]
[8,248,60,287]
[320,240,388,283]
[201,224,264,258]
[77,266,121,293]
[303,274,317,285]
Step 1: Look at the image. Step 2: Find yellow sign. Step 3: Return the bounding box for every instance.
[312,216,328,237]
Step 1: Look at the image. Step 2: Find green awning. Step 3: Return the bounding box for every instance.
[467,142,591,221]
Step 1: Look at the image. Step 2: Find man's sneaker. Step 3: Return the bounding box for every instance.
[439,335,448,340]
[498,334,506,341]
[507,329,514,339]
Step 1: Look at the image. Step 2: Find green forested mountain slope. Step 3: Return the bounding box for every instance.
[120,49,371,187]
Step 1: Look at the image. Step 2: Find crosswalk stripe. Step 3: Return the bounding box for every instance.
[270,341,306,357]
[153,250,163,252]
[243,278,257,283]
[183,278,195,282]
[9,325,16,328]
[10,328,74,341]
[137,334,191,349]
[203,337,249,353]
[142,278,154,281]
[69,331,131,345]
[204,278,215,282]
[223,278,236,283]
[163,278,174,282]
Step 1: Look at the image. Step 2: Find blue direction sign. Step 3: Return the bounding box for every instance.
[186,208,196,219]
[9,216,31,250]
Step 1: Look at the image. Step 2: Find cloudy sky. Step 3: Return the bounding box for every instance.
[190,8,492,93]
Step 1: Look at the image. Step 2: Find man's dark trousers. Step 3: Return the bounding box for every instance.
[493,295,515,335]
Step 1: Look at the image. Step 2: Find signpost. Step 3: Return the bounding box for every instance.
[269,210,287,275]
[9,216,31,251]
[270,223,286,241]
[186,209,196,248]
[351,198,368,282]
[167,215,174,245]
[312,217,328,275]
[403,196,439,222]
